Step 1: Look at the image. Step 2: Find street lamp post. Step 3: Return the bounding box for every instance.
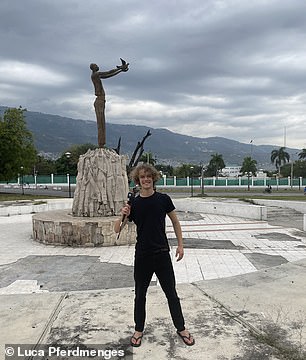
[291,161,293,190]
[201,164,206,197]
[290,152,300,190]
[250,139,253,157]
[33,165,38,189]
[34,170,38,189]
[190,166,194,197]
[65,152,72,198]
[20,166,24,195]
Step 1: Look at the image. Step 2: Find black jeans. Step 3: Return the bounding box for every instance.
[134,251,185,332]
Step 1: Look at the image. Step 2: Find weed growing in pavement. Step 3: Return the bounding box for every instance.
[253,307,306,360]
[239,198,256,205]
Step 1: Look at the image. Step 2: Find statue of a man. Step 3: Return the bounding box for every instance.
[90,59,129,147]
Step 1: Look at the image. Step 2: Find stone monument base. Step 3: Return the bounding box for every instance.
[32,209,136,247]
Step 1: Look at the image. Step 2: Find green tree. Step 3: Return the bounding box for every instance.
[68,143,98,164]
[281,160,306,178]
[55,154,75,176]
[55,143,97,175]
[139,152,156,166]
[0,107,37,181]
[294,160,306,177]
[205,153,225,177]
[240,156,257,191]
[35,155,57,175]
[270,147,290,177]
[155,164,174,176]
[174,164,201,178]
[298,148,306,160]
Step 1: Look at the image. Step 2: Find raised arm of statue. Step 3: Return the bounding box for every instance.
[90,59,129,81]
[100,59,129,79]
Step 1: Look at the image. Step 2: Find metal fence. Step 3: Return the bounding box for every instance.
[156,176,306,188]
[2,174,305,188]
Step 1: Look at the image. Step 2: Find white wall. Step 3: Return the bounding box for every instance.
[173,198,267,220]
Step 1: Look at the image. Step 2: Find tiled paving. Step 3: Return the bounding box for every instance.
[1,209,306,295]
[166,214,306,282]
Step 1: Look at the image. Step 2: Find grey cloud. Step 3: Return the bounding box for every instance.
[0,0,306,150]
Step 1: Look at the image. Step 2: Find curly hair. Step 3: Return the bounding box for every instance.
[129,163,161,185]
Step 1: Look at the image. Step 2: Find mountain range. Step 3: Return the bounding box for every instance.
[0,106,299,169]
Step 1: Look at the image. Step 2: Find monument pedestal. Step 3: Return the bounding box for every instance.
[32,148,134,247]
[32,209,136,247]
[72,148,129,217]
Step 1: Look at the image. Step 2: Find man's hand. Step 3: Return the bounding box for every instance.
[121,203,131,217]
[176,245,184,261]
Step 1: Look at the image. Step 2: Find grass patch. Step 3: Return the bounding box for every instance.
[252,326,306,360]
[239,198,256,204]
[215,195,306,201]
[0,193,59,202]
[33,200,48,205]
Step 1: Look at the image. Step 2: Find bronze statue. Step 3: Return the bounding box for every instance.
[90,59,129,147]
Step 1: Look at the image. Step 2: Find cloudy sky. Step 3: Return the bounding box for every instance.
[1,0,306,150]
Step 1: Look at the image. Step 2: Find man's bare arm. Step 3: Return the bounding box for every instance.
[167,210,184,261]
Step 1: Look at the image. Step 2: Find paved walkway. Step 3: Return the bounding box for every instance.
[0,211,305,293]
[0,200,306,359]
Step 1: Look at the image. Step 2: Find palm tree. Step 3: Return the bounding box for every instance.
[139,152,156,166]
[207,153,225,178]
[298,148,306,160]
[270,147,290,177]
[240,156,257,191]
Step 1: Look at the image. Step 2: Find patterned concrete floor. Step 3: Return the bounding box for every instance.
[0,211,306,294]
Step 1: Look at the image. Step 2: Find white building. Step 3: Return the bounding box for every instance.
[220,166,241,177]
[256,169,267,178]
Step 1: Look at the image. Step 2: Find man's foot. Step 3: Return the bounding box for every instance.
[130,331,143,347]
[177,330,195,346]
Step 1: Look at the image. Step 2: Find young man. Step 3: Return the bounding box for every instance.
[114,164,195,347]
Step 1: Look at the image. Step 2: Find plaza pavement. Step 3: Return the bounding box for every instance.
[0,199,306,359]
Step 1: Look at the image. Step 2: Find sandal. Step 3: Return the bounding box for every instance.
[130,333,143,347]
[177,330,195,346]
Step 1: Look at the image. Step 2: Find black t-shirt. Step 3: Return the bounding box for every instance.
[129,191,175,255]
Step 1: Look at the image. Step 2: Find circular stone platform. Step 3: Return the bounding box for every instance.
[32,209,136,247]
